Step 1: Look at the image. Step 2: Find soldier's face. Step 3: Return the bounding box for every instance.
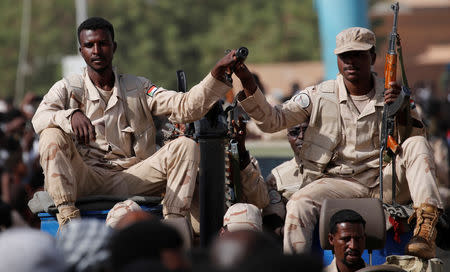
[79,28,116,73]
[337,50,375,84]
[329,222,366,269]
[287,122,308,156]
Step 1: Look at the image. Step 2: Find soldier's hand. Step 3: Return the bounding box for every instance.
[384,81,401,104]
[234,63,257,97]
[71,110,96,145]
[211,49,238,83]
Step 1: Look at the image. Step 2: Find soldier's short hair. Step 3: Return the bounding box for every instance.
[329,209,366,234]
[77,17,115,43]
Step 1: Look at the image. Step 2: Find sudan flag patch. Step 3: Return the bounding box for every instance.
[146,85,160,97]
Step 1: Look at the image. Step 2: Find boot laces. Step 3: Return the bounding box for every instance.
[57,210,80,234]
[415,208,438,240]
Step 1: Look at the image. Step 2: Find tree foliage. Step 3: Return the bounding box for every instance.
[0,0,319,99]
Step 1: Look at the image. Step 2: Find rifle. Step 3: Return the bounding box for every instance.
[379,2,412,205]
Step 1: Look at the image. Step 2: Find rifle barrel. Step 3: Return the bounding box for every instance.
[388,3,399,54]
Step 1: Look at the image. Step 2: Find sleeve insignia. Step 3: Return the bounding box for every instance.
[146,85,160,97]
[293,93,310,109]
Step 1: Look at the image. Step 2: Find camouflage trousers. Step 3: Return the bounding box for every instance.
[284,136,443,254]
[39,128,200,217]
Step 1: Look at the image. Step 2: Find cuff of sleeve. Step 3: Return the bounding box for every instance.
[240,155,258,179]
[55,109,79,134]
[238,88,267,120]
[202,72,233,96]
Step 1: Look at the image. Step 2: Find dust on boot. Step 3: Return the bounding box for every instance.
[405,203,440,260]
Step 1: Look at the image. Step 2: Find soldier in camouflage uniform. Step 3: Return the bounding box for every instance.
[235,27,443,260]
[32,17,247,226]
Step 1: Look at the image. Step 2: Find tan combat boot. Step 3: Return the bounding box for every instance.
[405,203,440,260]
[56,204,81,227]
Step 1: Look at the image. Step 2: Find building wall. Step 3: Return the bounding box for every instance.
[371,4,450,97]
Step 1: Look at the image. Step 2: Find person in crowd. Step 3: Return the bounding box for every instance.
[0,107,26,205]
[109,219,189,271]
[0,199,28,231]
[57,218,113,272]
[0,94,42,227]
[210,229,282,271]
[31,17,248,226]
[236,251,323,272]
[325,209,366,272]
[0,200,12,231]
[236,27,443,259]
[0,228,67,272]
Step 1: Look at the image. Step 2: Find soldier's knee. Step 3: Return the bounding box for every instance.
[39,128,72,156]
[401,136,434,158]
[170,136,199,161]
[402,136,431,154]
[286,192,308,213]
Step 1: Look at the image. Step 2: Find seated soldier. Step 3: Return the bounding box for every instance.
[263,122,309,235]
[236,27,443,259]
[231,116,309,236]
[31,17,248,226]
[266,122,309,200]
[325,209,367,272]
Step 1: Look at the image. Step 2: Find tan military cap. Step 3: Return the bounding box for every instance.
[334,27,376,55]
[223,203,262,232]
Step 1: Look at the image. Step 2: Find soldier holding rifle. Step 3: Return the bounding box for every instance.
[236,25,442,259]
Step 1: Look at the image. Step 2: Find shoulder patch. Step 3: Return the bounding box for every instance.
[146,85,160,97]
[293,93,310,109]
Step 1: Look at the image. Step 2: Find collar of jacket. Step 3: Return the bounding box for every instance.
[335,73,385,107]
[83,67,123,102]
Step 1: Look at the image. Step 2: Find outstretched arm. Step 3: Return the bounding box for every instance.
[148,50,243,123]
[233,64,310,133]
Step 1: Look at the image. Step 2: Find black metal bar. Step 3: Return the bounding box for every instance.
[194,101,228,247]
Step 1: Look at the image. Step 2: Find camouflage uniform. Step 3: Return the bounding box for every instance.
[32,68,231,218]
[239,72,443,254]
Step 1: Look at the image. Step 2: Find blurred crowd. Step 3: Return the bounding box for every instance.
[0,75,449,271]
[0,200,323,272]
[412,80,450,204]
[0,93,43,228]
